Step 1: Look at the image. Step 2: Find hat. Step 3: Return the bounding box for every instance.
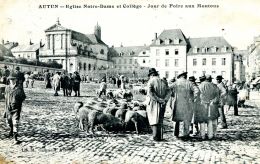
[177,72,188,79]
[205,74,213,80]
[7,72,18,80]
[188,76,196,82]
[148,68,158,77]
[15,66,20,71]
[199,75,206,82]
[4,65,7,69]
[170,78,176,83]
[216,75,224,80]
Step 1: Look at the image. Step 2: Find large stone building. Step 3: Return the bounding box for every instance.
[187,37,234,82]
[150,29,188,79]
[39,20,112,74]
[247,35,260,80]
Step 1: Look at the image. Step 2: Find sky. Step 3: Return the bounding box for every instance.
[0,0,260,50]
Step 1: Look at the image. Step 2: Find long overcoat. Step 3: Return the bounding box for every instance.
[170,78,194,122]
[197,81,220,123]
[146,76,170,125]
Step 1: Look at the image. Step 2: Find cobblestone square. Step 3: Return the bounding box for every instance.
[0,82,260,163]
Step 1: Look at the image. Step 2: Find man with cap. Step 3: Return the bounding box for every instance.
[188,76,200,136]
[2,65,10,85]
[4,72,26,144]
[146,68,171,141]
[198,75,220,140]
[15,67,25,88]
[216,75,228,128]
[170,71,194,139]
[73,71,81,97]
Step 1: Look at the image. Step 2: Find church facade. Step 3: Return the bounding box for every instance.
[39,20,112,74]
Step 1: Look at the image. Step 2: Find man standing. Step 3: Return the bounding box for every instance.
[5,72,26,144]
[60,71,69,96]
[44,70,52,88]
[216,75,228,128]
[146,68,170,141]
[198,75,220,140]
[188,76,200,136]
[73,71,81,97]
[53,72,61,96]
[14,67,25,88]
[2,65,10,85]
[171,72,194,139]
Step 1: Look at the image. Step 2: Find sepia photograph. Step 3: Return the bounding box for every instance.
[0,0,259,163]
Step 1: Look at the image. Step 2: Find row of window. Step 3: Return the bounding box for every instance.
[193,46,229,53]
[156,59,179,67]
[193,58,226,66]
[115,59,148,64]
[78,62,95,71]
[17,53,33,59]
[156,49,179,56]
[114,66,135,70]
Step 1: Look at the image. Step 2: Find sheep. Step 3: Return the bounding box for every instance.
[74,102,123,134]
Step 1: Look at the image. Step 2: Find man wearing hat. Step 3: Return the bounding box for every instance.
[4,72,26,144]
[15,66,25,88]
[170,72,194,139]
[198,75,220,140]
[216,75,228,128]
[188,76,200,136]
[146,68,170,141]
[73,71,81,97]
[2,65,10,85]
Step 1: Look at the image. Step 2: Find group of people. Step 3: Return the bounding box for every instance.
[146,68,239,141]
[44,70,81,97]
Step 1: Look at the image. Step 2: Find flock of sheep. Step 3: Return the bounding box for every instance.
[74,89,150,135]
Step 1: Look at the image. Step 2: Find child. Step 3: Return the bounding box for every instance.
[5,72,26,144]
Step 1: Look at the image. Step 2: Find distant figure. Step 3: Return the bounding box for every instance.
[24,72,30,88]
[2,65,10,85]
[53,72,61,96]
[29,73,35,88]
[60,71,69,96]
[73,71,81,97]
[14,67,25,88]
[44,70,52,88]
[116,77,121,88]
[99,78,107,98]
[226,83,239,116]
[67,73,74,96]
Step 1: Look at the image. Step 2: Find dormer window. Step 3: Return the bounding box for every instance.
[156,39,161,45]
[165,38,170,45]
[174,38,179,44]
[222,46,227,52]
[212,46,217,53]
[193,46,198,53]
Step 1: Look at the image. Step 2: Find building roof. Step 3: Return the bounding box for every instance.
[3,42,18,49]
[45,22,107,46]
[0,44,13,57]
[187,37,233,54]
[11,44,40,52]
[71,31,106,45]
[151,29,188,46]
[110,46,149,57]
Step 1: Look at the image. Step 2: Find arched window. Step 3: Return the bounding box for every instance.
[79,62,82,70]
[83,63,86,71]
[88,64,91,71]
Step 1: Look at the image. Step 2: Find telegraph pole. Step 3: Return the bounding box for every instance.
[65,30,68,73]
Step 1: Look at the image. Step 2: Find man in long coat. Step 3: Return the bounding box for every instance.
[60,71,69,96]
[146,68,170,141]
[53,72,61,96]
[198,75,220,140]
[188,76,200,136]
[171,72,194,139]
[5,72,26,144]
[216,75,228,128]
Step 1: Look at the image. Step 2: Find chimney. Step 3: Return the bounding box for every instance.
[155,33,158,40]
[120,43,123,47]
[40,39,43,47]
[30,39,33,45]
[1,39,4,45]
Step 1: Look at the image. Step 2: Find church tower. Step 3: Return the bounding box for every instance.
[94,22,101,40]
